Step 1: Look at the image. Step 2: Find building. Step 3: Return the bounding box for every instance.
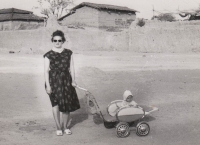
[58,2,138,29]
[0,8,45,30]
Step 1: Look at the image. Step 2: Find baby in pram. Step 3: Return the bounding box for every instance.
[107,90,141,117]
[121,90,138,108]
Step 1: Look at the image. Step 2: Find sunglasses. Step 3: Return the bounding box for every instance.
[53,39,62,42]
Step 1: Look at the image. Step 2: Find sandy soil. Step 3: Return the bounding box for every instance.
[0,51,200,145]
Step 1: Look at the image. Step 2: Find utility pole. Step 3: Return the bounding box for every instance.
[153,5,155,19]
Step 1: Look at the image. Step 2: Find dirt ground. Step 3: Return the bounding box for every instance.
[0,51,200,145]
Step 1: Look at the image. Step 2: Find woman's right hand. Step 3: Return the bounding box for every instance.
[46,86,52,95]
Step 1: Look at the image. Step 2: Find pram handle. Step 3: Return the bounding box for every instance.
[74,84,89,92]
[73,84,105,120]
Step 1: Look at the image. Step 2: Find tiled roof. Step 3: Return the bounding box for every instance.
[59,2,138,20]
[73,2,139,12]
[0,8,32,14]
[0,8,44,22]
[0,13,44,22]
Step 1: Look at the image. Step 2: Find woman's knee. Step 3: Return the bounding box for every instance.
[62,112,70,115]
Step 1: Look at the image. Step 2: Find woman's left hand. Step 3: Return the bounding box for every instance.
[72,81,77,87]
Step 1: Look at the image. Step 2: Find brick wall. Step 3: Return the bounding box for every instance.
[61,7,136,29]
[98,10,136,29]
[0,21,12,30]
[0,21,44,31]
[61,6,99,27]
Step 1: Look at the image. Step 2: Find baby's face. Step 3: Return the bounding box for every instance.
[126,95,133,102]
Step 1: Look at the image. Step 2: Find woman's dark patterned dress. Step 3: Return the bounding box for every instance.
[43,49,80,112]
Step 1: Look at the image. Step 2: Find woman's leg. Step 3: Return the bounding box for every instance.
[62,112,70,130]
[52,105,61,130]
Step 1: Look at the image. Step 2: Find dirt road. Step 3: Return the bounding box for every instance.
[0,52,200,145]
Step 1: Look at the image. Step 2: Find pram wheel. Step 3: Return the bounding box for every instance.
[116,122,130,138]
[136,121,150,136]
[104,121,115,129]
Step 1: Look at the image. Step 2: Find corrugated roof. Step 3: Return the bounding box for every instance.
[0,13,44,22]
[72,2,138,13]
[0,8,32,14]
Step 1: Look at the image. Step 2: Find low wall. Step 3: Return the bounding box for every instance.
[128,20,200,53]
[1,20,200,53]
[0,27,129,54]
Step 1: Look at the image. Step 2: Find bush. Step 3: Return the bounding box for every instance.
[157,13,176,22]
[136,19,145,27]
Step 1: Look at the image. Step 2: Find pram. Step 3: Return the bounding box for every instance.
[76,85,159,138]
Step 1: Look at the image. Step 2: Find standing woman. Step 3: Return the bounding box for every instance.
[43,30,80,136]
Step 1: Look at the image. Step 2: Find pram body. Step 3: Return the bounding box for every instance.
[76,86,159,138]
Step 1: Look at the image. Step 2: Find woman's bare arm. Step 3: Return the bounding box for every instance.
[70,54,76,86]
[44,57,51,94]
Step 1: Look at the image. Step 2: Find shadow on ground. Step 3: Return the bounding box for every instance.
[68,97,89,128]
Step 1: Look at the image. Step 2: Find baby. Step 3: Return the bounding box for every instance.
[121,90,138,108]
[108,90,139,116]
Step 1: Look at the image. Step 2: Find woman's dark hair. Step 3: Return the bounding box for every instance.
[51,30,66,43]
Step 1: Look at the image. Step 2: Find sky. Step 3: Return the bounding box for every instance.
[0,0,200,19]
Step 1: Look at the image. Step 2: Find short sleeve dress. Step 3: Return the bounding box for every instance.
[43,49,80,112]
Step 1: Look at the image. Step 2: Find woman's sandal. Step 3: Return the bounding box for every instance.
[64,129,72,135]
[56,130,63,136]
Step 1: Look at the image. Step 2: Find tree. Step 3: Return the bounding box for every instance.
[157,13,176,22]
[37,0,74,19]
[33,0,75,28]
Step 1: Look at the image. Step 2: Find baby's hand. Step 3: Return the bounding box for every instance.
[129,104,138,108]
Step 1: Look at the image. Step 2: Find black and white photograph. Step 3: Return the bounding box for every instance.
[0,0,200,145]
